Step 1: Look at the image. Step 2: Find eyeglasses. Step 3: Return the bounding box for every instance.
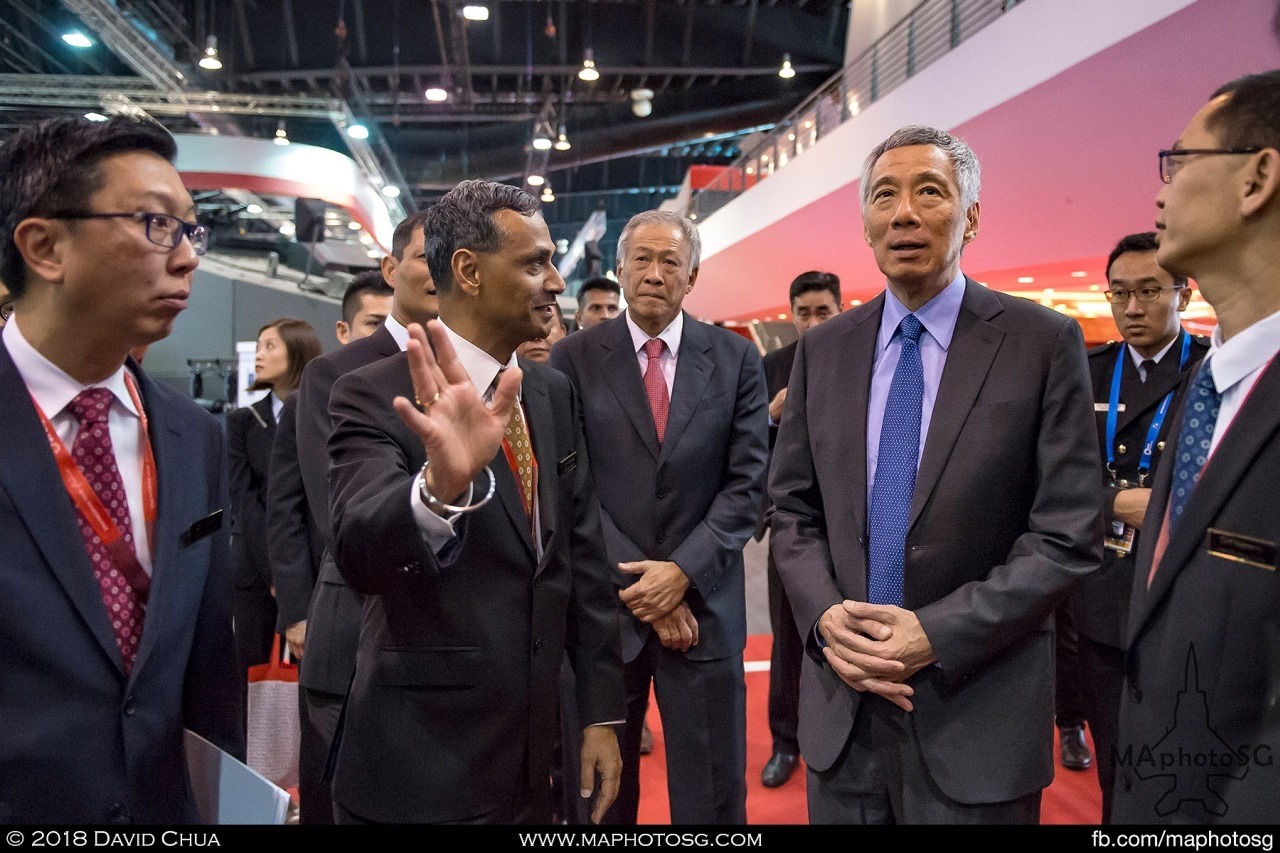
[45,211,209,255]
[0,297,12,322]
[1104,285,1184,305]
[1158,148,1261,184]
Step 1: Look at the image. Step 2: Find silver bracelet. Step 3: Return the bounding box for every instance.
[419,461,496,514]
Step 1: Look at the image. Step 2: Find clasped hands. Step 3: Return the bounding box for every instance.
[391,321,520,512]
[819,600,936,712]
[619,560,698,653]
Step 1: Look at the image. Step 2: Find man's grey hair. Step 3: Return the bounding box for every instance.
[616,209,701,271]
[859,124,981,214]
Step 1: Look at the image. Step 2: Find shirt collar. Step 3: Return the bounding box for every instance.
[625,309,684,356]
[878,271,966,353]
[1127,331,1181,371]
[1206,307,1280,395]
[2,314,139,421]
[438,321,519,399]
[384,314,410,351]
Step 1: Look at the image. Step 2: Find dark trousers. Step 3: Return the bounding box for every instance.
[766,545,801,756]
[1078,636,1125,824]
[299,686,343,825]
[807,697,1041,824]
[233,583,278,670]
[604,631,747,825]
[1055,604,1089,729]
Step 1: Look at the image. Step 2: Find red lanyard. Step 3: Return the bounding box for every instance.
[31,371,156,603]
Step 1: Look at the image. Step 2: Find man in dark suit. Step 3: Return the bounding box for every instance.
[328,179,623,824]
[1114,70,1280,824]
[266,273,393,824]
[758,270,842,789]
[0,115,243,823]
[551,210,769,824]
[268,211,433,824]
[1067,232,1208,823]
[769,124,1101,823]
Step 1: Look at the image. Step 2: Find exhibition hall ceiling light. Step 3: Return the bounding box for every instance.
[462,5,490,21]
[527,173,545,187]
[273,120,290,145]
[199,35,223,71]
[425,86,448,102]
[778,53,795,79]
[578,48,600,82]
[554,127,571,151]
[62,31,93,48]
[346,123,370,139]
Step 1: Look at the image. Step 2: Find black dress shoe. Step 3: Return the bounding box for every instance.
[1059,725,1093,771]
[761,752,798,788]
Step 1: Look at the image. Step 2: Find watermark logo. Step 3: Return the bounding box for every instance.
[1115,646,1273,818]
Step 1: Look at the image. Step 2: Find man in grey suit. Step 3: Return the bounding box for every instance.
[551,210,769,824]
[1113,69,1280,824]
[769,124,1101,823]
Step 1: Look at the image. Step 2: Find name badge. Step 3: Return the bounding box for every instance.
[1105,520,1136,557]
[1096,402,1125,412]
[1207,529,1277,571]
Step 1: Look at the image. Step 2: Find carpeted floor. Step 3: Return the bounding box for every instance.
[636,633,1104,825]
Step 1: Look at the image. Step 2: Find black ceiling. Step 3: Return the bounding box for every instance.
[0,0,846,228]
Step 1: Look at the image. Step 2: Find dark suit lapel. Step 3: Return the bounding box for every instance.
[129,367,194,680]
[661,314,713,466]
[522,366,558,570]
[837,298,881,543]
[1137,357,1280,627]
[602,319,661,460]
[0,342,127,673]
[910,279,1004,529]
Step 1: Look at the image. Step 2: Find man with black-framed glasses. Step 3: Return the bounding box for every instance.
[0,115,243,823]
[1114,69,1280,825]
[1065,231,1207,823]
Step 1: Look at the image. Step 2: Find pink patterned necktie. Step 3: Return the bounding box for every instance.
[68,388,143,673]
[643,338,669,443]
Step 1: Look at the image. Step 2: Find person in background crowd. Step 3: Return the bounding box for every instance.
[552,209,769,825]
[576,276,622,330]
[1067,231,1207,822]
[1114,69,1280,825]
[770,124,1100,824]
[336,269,393,345]
[0,114,244,822]
[758,269,843,789]
[227,317,321,670]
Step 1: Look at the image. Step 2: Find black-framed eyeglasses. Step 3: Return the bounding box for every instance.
[0,297,12,322]
[1158,148,1261,184]
[45,211,209,255]
[1104,285,1184,305]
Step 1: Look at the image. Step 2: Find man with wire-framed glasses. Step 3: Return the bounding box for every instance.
[0,114,243,823]
[1066,231,1207,824]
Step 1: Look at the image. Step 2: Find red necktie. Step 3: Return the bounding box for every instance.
[68,388,143,672]
[643,338,669,443]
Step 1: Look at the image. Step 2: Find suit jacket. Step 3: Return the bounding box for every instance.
[267,394,322,632]
[227,394,276,592]
[0,342,244,824]
[292,324,399,694]
[769,279,1102,805]
[755,340,798,539]
[550,312,769,663]
[1070,333,1208,649]
[326,352,624,823]
[1113,356,1280,824]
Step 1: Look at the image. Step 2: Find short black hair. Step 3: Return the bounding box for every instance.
[391,210,430,261]
[576,275,620,310]
[1105,232,1188,289]
[0,115,177,298]
[788,270,841,306]
[342,270,393,325]
[1207,70,1280,154]
[423,180,539,293]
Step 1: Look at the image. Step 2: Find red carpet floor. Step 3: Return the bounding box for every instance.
[635,634,1104,824]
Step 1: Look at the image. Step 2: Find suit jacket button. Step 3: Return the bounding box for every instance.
[1117,443,1127,454]
[108,803,129,823]
[656,489,665,499]
[123,699,136,716]
[533,638,544,654]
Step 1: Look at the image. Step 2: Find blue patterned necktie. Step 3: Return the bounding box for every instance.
[1168,361,1220,530]
[868,314,925,607]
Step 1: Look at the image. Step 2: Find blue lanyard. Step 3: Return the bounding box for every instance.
[1105,332,1192,485]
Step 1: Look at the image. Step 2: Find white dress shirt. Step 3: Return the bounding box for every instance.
[626,310,683,395]
[1205,307,1280,456]
[3,316,153,573]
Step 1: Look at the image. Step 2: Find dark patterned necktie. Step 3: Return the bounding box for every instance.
[643,338,669,442]
[867,314,925,607]
[1168,362,1220,531]
[68,388,143,672]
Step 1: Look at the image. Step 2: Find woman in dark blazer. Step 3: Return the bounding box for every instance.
[228,317,321,669]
